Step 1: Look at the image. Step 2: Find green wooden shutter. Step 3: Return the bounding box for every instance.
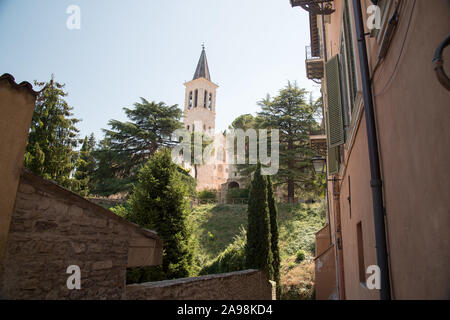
[328,146,338,175]
[326,54,345,148]
[324,108,338,175]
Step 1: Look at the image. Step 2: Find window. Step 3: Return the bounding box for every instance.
[203,124,206,131]
[194,89,198,107]
[187,125,190,131]
[188,91,193,109]
[208,93,212,110]
[204,90,208,108]
[357,222,366,284]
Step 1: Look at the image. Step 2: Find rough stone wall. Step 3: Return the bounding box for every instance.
[126,270,276,300]
[0,171,157,300]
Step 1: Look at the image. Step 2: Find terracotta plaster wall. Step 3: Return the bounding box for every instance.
[368,0,450,299]
[0,76,36,269]
[326,0,450,299]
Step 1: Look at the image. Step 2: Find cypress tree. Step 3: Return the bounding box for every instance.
[246,162,273,279]
[127,149,194,279]
[267,176,281,296]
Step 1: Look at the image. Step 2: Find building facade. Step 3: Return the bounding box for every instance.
[291,0,450,299]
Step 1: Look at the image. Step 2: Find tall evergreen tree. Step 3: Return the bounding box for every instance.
[24,74,80,189]
[126,149,194,279]
[91,98,183,195]
[73,133,96,196]
[267,176,281,296]
[246,162,273,279]
[257,82,320,202]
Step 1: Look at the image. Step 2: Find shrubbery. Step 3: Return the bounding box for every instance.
[295,250,306,263]
[198,189,217,200]
[226,188,249,201]
[200,227,247,275]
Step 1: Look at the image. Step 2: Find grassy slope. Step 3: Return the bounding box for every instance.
[190,201,326,299]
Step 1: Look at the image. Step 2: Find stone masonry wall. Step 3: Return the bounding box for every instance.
[0,170,159,300]
[126,270,276,300]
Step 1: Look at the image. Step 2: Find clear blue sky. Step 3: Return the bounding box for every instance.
[0,0,319,140]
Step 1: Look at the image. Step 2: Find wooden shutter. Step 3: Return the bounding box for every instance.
[328,146,338,175]
[324,108,338,175]
[326,55,345,148]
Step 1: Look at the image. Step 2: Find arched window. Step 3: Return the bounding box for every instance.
[208,93,212,110]
[188,91,193,109]
[204,90,208,108]
[194,89,198,107]
[187,125,190,131]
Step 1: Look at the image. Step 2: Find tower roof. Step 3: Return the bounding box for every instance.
[193,45,211,81]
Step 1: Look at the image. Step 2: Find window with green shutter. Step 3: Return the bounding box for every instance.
[325,54,345,148]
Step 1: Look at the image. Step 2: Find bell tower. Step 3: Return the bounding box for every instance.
[184,45,218,136]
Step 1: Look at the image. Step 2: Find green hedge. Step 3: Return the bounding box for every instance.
[198,189,217,200]
[226,188,249,201]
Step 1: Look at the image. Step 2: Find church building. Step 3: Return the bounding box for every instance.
[182,46,230,192]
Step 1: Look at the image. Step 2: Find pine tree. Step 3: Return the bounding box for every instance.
[24,74,80,189]
[246,162,273,279]
[257,82,320,202]
[126,149,194,279]
[73,134,96,196]
[92,98,183,195]
[267,176,281,296]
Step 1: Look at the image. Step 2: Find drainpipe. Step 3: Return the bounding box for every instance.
[351,0,391,300]
[332,178,346,300]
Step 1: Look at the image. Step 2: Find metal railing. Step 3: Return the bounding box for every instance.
[306,45,321,60]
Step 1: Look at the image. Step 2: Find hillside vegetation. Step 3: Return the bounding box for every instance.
[190,201,326,299]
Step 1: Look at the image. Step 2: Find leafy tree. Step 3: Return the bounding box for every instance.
[246,162,273,279]
[24,74,81,189]
[125,149,195,280]
[267,176,281,296]
[91,98,183,195]
[257,82,320,202]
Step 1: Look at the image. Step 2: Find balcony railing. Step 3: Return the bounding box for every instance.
[306,45,321,60]
[305,45,324,80]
